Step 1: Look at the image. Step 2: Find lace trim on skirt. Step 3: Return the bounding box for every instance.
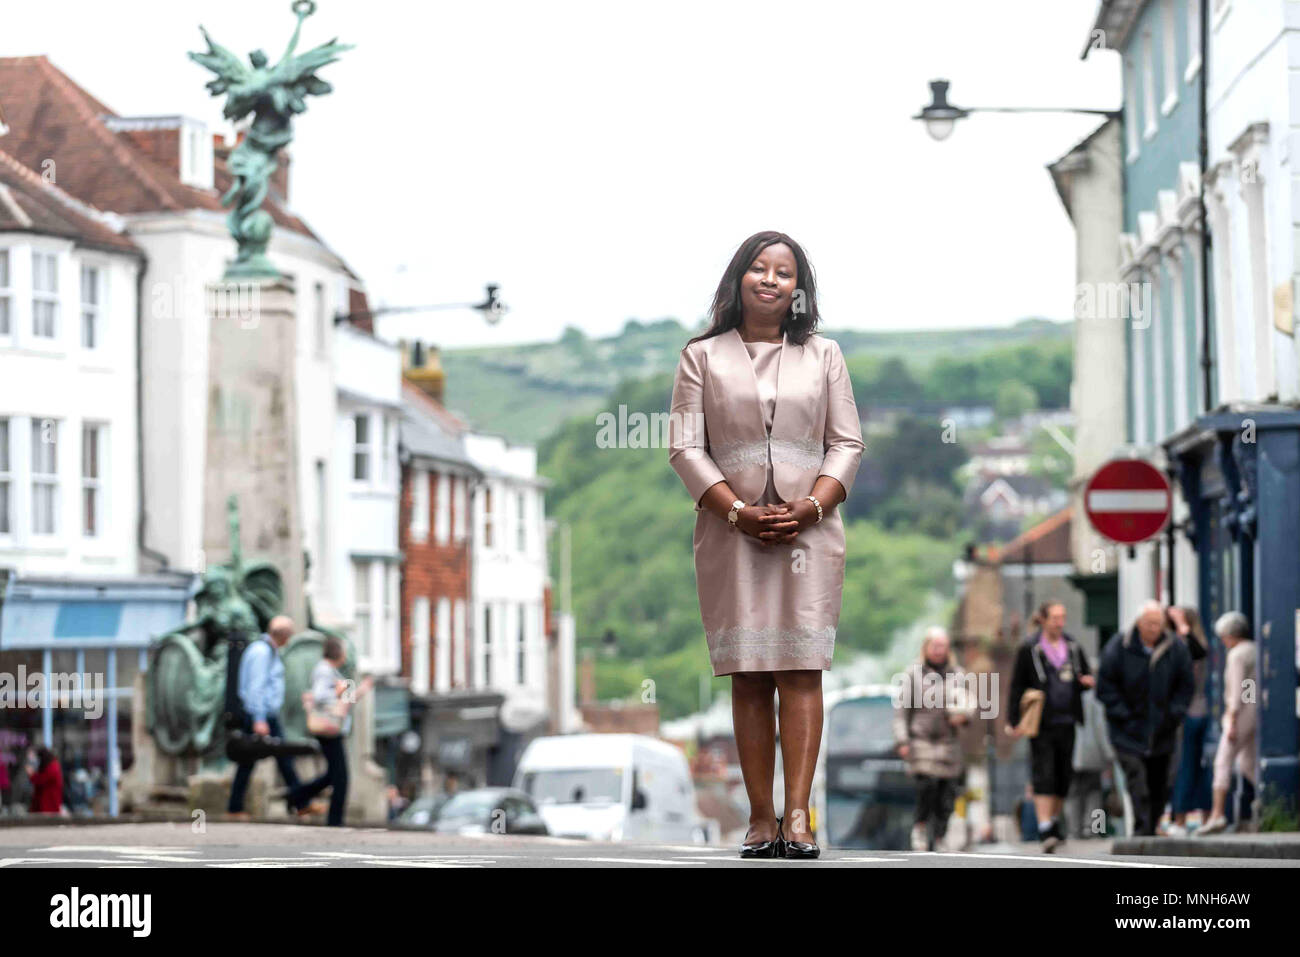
[707,624,836,666]
[709,436,824,473]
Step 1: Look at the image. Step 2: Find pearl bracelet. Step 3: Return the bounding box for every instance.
[805,495,823,523]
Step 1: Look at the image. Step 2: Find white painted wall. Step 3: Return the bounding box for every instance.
[129,209,356,582]
[1205,0,1300,403]
[332,323,402,674]
[464,431,550,720]
[0,234,140,577]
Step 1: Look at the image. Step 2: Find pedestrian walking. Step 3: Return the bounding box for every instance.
[28,747,63,815]
[1096,600,1194,837]
[289,636,372,827]
[1065,678,1115,839]
[227,615,302,818]
[893,626,974,851]
[1197,612,1257,836]
[1167,605,1212,836]
[1005,600,1095,852]
[668,230,865,860]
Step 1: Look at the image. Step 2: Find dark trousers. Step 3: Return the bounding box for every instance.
[289,735,348,827]
[914,775,957,848]
[1117,750,1172,837]
[1171,714,1213,815]
[227,715,301,814]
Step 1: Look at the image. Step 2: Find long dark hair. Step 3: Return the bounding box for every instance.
[686,230,820,349]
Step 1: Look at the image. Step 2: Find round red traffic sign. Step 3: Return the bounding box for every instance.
[1084,458,1172,545]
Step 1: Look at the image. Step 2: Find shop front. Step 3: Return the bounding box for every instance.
[414,689,505,793]
[1166,407,1300,811]
[0,571,196,816]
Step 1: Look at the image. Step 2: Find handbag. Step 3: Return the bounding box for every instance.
[304,690,347,737]
[1017,689,1046,739]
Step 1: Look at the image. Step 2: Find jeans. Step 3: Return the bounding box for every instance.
[227,715,301,814]
[1171,714,1213,815]
[289,735,348,827]
[1117,749,1172,836]
[913,775,957,848]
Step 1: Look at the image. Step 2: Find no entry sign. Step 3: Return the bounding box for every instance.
[1084,458,1172,545]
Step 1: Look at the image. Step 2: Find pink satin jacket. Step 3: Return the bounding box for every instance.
[667,327,865,507]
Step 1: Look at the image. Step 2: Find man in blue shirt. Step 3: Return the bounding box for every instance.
[228,615,302,817]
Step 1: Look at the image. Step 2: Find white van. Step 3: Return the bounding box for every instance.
[513,733,705,844]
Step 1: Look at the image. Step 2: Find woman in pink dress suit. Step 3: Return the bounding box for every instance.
[668,230,865,858]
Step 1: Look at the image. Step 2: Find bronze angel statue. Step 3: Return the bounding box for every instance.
[189,1,351,279]
[145,496,355,757]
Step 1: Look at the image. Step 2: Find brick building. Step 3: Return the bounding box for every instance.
[398,374,479,694]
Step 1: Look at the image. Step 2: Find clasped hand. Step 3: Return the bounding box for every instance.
[736,499,818,546]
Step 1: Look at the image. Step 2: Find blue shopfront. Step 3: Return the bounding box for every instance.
[1166,408,1300,813]
[0,571,195,816]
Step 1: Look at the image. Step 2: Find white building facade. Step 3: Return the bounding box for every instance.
[332,323,403,676]
[0,158,143,578]
[464,432,551,726]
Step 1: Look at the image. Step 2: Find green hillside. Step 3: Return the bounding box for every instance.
[442,317,1072,444]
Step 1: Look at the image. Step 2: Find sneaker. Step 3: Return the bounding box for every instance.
[1164,822,1188,838]
[1041,833,1062,853]
[1196,816,1228,836]
[910,823,928,852]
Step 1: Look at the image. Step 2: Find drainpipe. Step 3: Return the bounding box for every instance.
[1198,0,1214,412]
[135,256,169,572]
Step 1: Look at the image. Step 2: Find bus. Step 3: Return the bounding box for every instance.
[812,684,917,849]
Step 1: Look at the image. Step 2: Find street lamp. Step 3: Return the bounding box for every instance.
[337,282,508,325]
[913,78,1120,141]
[913,80,968,141]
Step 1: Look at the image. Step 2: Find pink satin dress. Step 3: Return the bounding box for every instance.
[694,338,845,676]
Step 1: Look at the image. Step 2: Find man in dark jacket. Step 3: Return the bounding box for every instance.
[1005,601,1094,852]
[1096,600,1195,837]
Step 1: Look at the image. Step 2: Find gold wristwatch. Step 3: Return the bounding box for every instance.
[727,499,746,531]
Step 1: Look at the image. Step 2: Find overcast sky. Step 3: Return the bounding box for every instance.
[3,0,1121,349]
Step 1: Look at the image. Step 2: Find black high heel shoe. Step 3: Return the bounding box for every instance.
[777,816,821,860]
[739,819,780,859]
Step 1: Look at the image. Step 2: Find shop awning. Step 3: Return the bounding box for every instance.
[0,572,197,650]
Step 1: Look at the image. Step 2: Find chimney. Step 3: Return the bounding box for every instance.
[403,340,447,404]
[347,286,373,335]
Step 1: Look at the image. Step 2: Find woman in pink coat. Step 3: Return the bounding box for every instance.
[669,230,865,859]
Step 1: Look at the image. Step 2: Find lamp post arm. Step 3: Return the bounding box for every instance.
[965,106,1122,119]
[337,302,487,322]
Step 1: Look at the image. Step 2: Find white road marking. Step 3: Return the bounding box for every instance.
[32,846,207,864]
[638,845,730,854]
[0,857,156,867]
[206,862,329,868]
[820,857,897,862]
[921,851,1184,868]
[553,856,707,865]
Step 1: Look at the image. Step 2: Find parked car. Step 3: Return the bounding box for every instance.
[513,733,705,843]
[394,795,449,829]
[430,787,549,836]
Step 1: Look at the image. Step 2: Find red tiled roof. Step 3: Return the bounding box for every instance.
[994,506,1073,565]
[402,379,470,433]
[0,147,140,255]
[0,55,338,254]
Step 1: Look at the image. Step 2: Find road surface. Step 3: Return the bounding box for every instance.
[0,822,1295,867]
